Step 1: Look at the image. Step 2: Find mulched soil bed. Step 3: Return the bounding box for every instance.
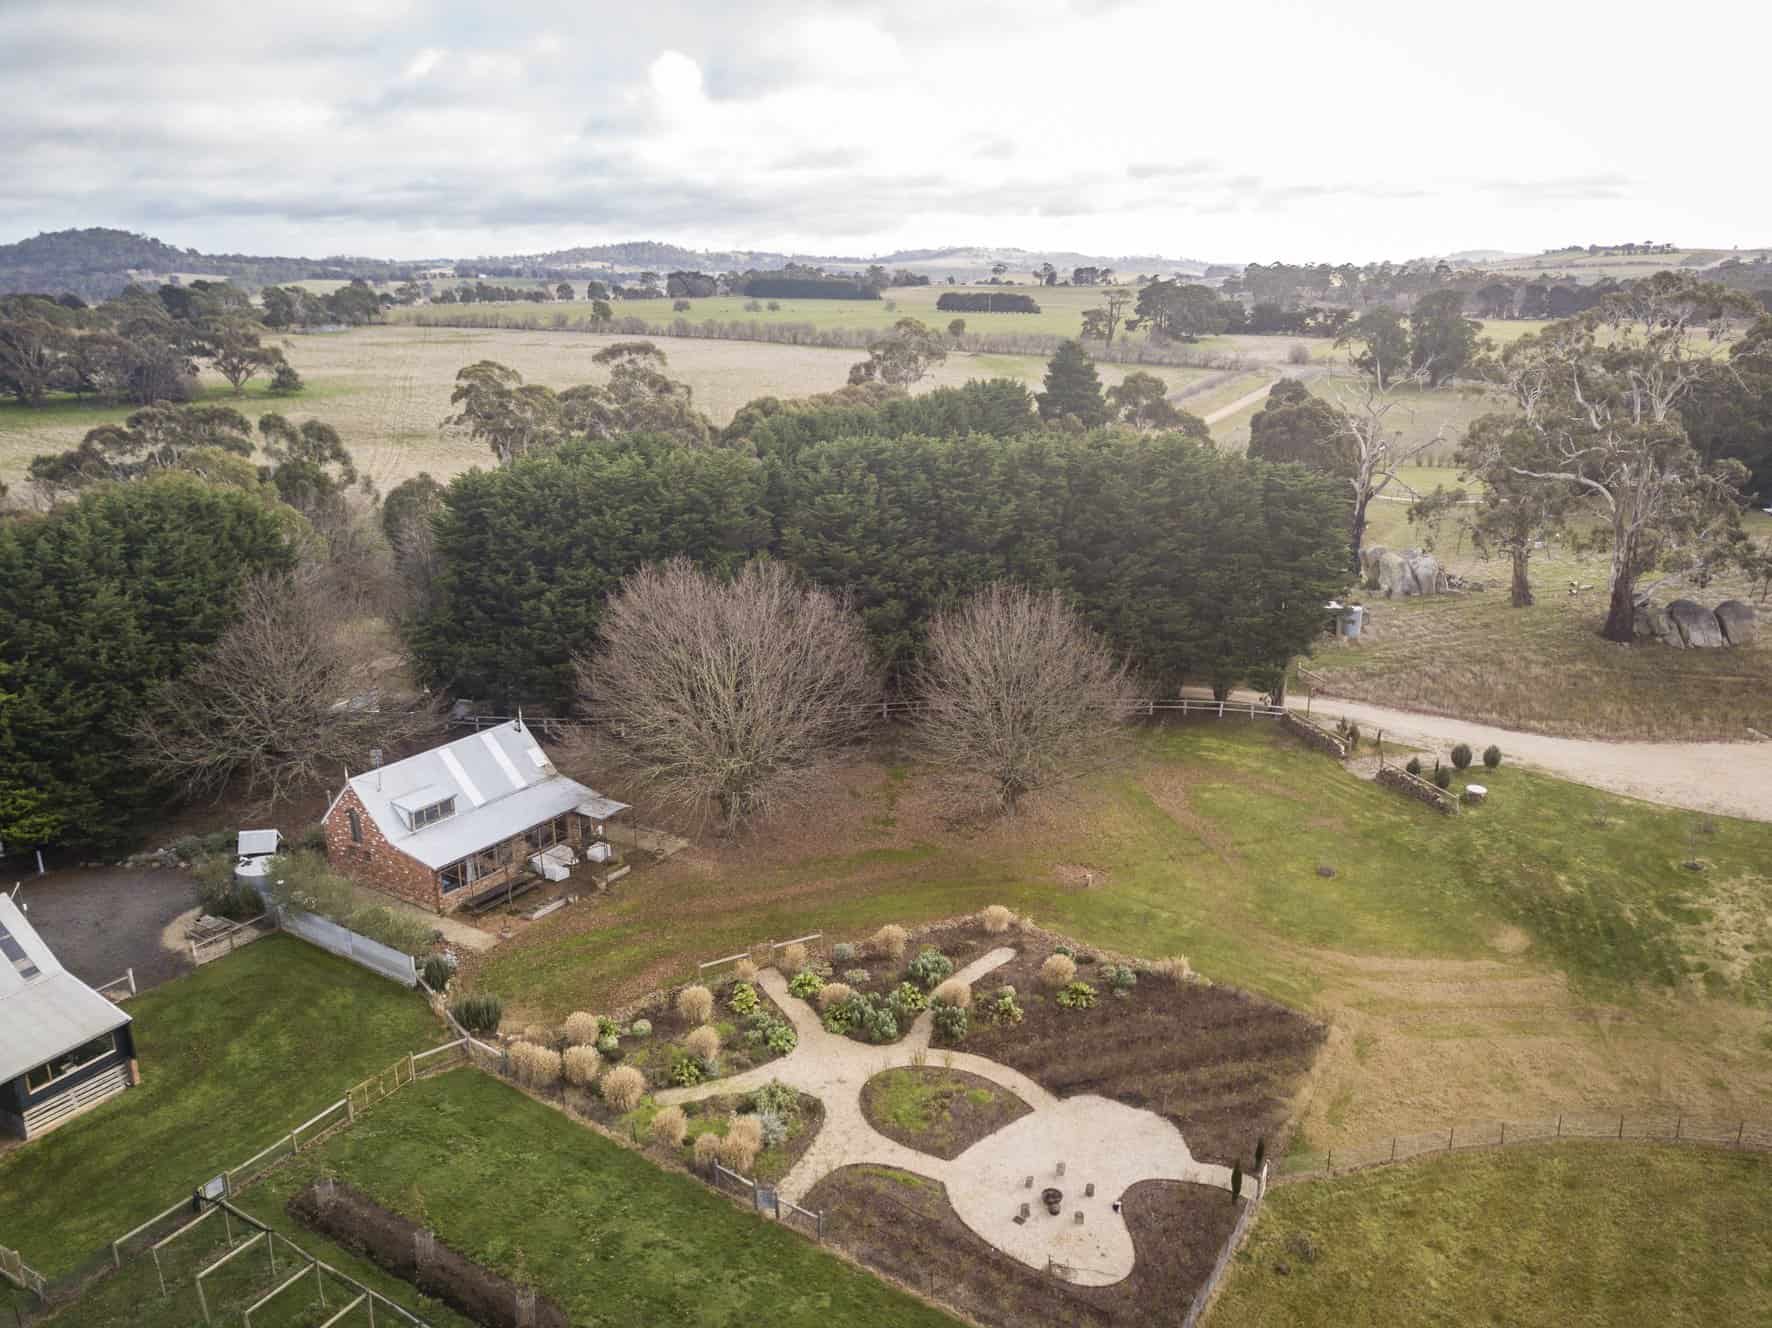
[289,1179,568,1328]
[860,1067,1032,1160]
[802,1165,1241,1328]
[678,1089,825,1185]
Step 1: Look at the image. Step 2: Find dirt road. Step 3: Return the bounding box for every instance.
[1291,696,1772,822]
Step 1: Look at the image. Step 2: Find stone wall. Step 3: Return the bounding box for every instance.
[1375,764,1458,815]
[323,786,441,911]
[1280,711,1349,760]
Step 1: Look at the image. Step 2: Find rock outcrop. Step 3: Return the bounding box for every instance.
[1668,599,1727,648]
[1642,598,1757,648]
[1715,600,1758,647]
[1363,545,1449,599]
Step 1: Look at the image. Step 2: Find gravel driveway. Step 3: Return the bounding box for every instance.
[11,867,201,992]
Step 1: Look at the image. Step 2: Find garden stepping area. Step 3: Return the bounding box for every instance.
[657,948,1233,1285]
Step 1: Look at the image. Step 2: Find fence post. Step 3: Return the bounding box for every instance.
[127,967,136,997]
[1738,1121,1745,1149]
[1390,1137,1397,1162]
[1448,1126,1454,1151]
[1675,1115,1682,1142]
[1556,1113,1562,1139]
[1618,1114,1625,1140]
[1500,1122,1506,1146]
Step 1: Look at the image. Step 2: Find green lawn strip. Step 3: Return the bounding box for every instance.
[0,936,442,1275]
[1210,1144,1772,1327]
[474,725,1772,1020]
[246,1068,962,1327]
[0,378,355,435]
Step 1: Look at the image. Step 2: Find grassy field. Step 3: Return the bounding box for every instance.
[242,1068,961,1327]
[1212,1143,1772,1327]
[470,722,1772,1152]
[0,936,440,1276]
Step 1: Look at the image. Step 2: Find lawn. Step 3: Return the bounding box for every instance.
[0,935,441,1276]
[243,1068,962,1327]
[1210,1143,1772,1327]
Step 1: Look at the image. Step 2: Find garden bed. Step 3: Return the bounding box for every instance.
[860,1067,1031,1160]
[675,1086,824,1184]
[802,1165,1239,1328]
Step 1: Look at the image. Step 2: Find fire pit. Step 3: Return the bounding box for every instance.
[1040,1187,1064,1216]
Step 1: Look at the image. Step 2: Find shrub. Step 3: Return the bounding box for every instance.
[844,968,871,985]
[816,981,855,1012]
[766,300,780,311]
[752,1080,799,1119]
[788,969,825,999]
[887,981,928,1018]
[931,1002,969,1043]
[522,1023,551,1045]
[870,924,909,961]
[1405,756,1423,777]
[862,1005,899,1044]
[564,1012,601,1047]
[1483,745,1503,769]
[1054,944,1075,958]
[907,948,954,990]
[595,1033,621,1057]
[743,299,763,313]
[1432,766,1454,790]
[450,994,502,1034]
[780,942,809,972]
[1056,981,1098,1010]
[670,1054,705,1087]
[198,870,265,922]
[652,1105,688,1146]
[734,957,758,982]
[1040,954,1077,988]
[1451,742,1473,770]
[981,905,1013,934]
[508,1042,561,1088]
[672,298,692,312]
[693,1132,724,1168]
[753,1107,789,1147]
[1288,343,1311,365]
[729,983,759,1016]
[600,1065,645,1111]
[1103,964,1137,996]
[562,1045,602,1086]
[629,1019,652,1038]
[983,986,1023,1026]
[948,318,966,337]
[930,978,973,1010]
[720,1116,762,1172]
[763,1019,797,1054]
[831,942,858,964]
[1151,955,1192,983]
[677,985,714,1024]
[685,1025,721,1061]
[419,955,453,991]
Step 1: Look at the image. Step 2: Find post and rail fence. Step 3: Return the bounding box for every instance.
[91,968,137,1003]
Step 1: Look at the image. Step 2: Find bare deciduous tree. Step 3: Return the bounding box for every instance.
[910,584,1134,815]
[576,559,879,832]
[134,572,439,810]
[1329,370,1445,571]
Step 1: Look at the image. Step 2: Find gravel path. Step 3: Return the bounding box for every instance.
[657,951,1230,1285]
[1291,697,1772,822]
[13,868,200,991]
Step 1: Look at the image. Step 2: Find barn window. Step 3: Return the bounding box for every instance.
[348,809,363,845]
[25,1031,116,1093]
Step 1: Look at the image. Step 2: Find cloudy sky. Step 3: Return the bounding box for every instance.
[3,0,1763,264]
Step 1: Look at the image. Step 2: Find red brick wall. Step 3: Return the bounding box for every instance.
[322,787,441,911]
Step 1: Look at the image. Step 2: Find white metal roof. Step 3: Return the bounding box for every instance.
[577,795,630,821]
[0,894,132,1084]
[346,721,618,870]
[237,829,282,858]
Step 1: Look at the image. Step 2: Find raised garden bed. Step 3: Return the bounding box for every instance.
[802,1165,1240,1328]
[860,1067,1031,1160]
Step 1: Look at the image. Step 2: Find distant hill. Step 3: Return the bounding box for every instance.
[501,241,1210,281]
[0,228,433,300]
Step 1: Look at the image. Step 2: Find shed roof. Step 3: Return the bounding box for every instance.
[0,895,132,1084]
[237,829,282,858]
[345,721,621,870]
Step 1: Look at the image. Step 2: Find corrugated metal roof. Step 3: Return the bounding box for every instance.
[0,895,131,1084]
[237,829,282,858]
[577,795,631,821]
[347,721,620,870]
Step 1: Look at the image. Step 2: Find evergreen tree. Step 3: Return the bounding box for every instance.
[1035,340,1108,425]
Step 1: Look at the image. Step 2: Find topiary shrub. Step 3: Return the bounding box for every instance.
[887,981,928,1018]
[562,1045,602,1087]
[451,994,502,1035]
[1103,964,1137,996]
[629,1018,652,1038]
[677,985,713,1025]
[509,1042,561,1088]
[1405,757,1423,777]
[420,955,453,992]
[729,983,759,1016]
[652,1105,688,1146]
[564,1012,601,1047]
[1432,766,1454,790]
[932,1002,969,1043]
[600,1065,645,1111]
[779,942,808,972]
[930,978,973,1010]
[1451,742,1473,770]
[816,981,854,1012]
[981,905,1013,934]
[870,924,909,961]
[907,948,954,990]
[983,986,1023,1026]
[685,1025,721,1062]
[1056,981,1098,1010]
[1483,745,1503,769]
[788,969,825,999]
[1040,954,1077,988]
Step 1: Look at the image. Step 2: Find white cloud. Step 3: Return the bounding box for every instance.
[403,47,445,80]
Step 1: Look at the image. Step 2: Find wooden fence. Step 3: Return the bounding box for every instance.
[188,913,276,966]
[1277,1109,1772,1182]
[697,931,824,980]
[708,1162,825,1240]
[91,968,137,1003]
[1373,746,1461,814]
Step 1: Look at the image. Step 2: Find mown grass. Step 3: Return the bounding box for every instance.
[0,936,440,1276]
[244,1069,961,1327]
[1211,1143,1772,1327]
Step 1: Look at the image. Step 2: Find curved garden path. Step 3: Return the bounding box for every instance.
[657,951,1231,1285]
[1288,696,1772,822]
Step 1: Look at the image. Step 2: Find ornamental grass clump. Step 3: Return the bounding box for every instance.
[509,1041,561,1088]
[677,984,714,1025]
[870,924,909,961]
[564,1012,601,1047]
[685,1025,721,1062]
[930,977,972,1010]
[652,1105,688,1147]
[1151,955,1193,983]
[1040,953,1077,988]
[450,994,502,1035]
[981,905,1013,934]
[816,981,854,1012]
[693,1132,723,1168]
[562,1045,602,1087]
[721,1115,763,1172]
[734,957,758,982]
[599,1065,646,1112]
[780,942,809,972]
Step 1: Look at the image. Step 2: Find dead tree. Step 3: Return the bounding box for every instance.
[576,559,879,833]
[909,584,1134,815]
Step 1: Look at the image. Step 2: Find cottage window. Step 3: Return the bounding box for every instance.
[439,861,468,893]
[409,797,455,830]
[347,809,363,845]
[25,1031,116,1093]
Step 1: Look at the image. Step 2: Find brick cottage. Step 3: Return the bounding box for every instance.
[322,720,628,914]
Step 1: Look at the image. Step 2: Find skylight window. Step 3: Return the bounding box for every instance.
[0,920,41,981]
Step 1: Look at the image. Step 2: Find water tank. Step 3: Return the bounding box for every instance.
[1342,605,1365,638]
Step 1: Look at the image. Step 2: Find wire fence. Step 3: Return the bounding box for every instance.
[1181,1170,1266,1328]
[1277,1110,1772,1183]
